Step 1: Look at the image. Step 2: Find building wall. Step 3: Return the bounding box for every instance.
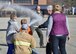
[47,0,53,5]
[32,0,33,5]
[1,0,76,6]
[12,0,33,5]
[38,0,47,5]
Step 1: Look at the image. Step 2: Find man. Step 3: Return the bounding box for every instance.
[30,5,44,48]
[38,5,53,28]
[38,5,53,54]
[13,24,36,54]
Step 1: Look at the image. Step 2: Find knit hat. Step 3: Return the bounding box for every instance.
[47,5,53,10]
[21,24,28,30]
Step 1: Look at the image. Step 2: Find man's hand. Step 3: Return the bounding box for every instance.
[46,36,49,43]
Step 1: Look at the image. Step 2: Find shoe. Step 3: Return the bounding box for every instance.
[40,46,46,48]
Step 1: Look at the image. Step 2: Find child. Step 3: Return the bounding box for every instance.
[20,19,32,35]
[6,13,20,54]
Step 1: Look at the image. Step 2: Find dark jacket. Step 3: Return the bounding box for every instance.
[38,15,50,28]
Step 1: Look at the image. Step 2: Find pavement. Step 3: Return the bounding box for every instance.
[0,16,76,54]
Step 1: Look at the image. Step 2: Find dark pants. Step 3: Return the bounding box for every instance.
[50,35,67,54]
[7,44,14,54]
[46,42,52,54]
[35,28,43,46]
[31,26,43,46]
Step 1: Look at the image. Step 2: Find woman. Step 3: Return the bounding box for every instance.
[48,4,70,54]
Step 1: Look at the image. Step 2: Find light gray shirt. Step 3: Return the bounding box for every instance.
[6,20,20,44]
[6,20,20,36]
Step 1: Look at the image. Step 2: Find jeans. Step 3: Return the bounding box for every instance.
[7,44,14,54]
[50,35,67,54]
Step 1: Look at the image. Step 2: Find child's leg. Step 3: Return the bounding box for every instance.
[7,44,14,54]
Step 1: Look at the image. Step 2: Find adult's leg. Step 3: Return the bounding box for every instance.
[51,36,59,54]
[35,28,43,47]
[46,36,53,54]
[30,26,35,35]
[46,42,52,54]
[59,36,67,54]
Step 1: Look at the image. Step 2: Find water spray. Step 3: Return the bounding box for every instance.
[0,2,43,26]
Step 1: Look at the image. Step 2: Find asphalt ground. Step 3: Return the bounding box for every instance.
[0,16,76,54]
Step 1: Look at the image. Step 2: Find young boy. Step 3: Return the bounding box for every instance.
[6,13,20,54]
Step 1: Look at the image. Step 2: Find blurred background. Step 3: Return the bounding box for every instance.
[0,0,76,17]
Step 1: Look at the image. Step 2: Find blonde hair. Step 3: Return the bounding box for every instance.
[53,4,62,12]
